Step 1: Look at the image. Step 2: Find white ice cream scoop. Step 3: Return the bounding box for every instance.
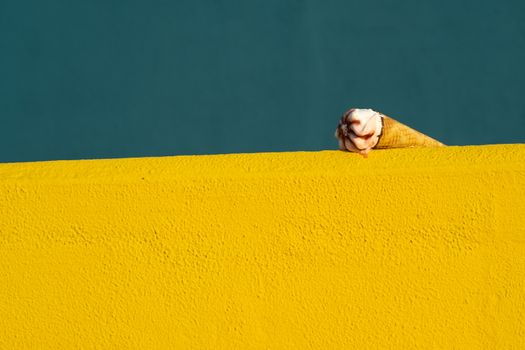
[335,108,383,157]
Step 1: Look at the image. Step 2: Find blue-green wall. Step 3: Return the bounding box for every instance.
[1,0,524,162]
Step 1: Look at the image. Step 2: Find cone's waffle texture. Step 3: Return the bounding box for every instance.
[376,115,445,149]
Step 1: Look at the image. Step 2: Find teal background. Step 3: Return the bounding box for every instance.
[1,0,524,163]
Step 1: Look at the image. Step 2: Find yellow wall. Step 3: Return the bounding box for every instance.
[1,145,524,349]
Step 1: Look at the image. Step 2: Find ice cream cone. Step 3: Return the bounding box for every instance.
[375,115,445,149]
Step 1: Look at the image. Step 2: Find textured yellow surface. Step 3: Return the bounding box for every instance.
[1,145,524,349]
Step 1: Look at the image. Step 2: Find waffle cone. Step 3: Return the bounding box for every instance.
[375,116,444,149]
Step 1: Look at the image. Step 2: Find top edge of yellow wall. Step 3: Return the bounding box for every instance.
[0,144,523,183]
